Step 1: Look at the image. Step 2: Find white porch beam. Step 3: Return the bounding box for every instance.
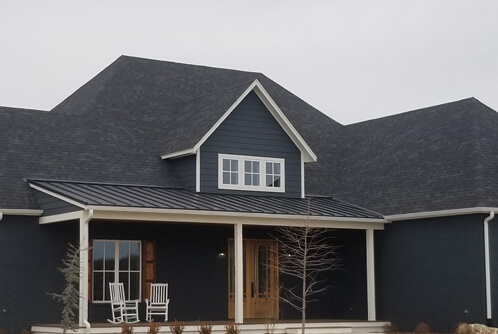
[234,223,244,323]
[79,210,93,331]
[366,228,376,321]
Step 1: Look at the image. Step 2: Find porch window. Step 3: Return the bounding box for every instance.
[92,240,142,302]
[219,154,285,192]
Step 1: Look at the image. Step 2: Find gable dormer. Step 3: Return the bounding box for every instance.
[162,80,316,198]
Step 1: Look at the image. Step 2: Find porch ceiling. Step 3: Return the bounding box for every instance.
[28,179,385,227]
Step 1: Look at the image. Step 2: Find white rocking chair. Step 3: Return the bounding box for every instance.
[145,283,170,322]
[107,282,140,324]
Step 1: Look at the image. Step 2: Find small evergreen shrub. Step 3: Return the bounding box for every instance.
[48,243,82,333]
[169,320,185,334]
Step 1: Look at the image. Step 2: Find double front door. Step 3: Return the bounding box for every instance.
[228,239,279,319]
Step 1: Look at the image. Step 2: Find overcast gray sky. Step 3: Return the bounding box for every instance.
[1,0,497,125]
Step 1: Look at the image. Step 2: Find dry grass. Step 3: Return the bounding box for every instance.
[169,320,185,334]
[224,322,240,334]
[147,323,161,334]
[121,323,134,334]
[456,324,472,334]
[197,323,213,334]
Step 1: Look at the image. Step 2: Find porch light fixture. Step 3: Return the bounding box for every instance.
[217,251,226,259]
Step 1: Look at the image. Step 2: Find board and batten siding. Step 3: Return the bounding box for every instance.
[200,91,302,197]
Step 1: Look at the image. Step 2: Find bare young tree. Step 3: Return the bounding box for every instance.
[274,203,341,334]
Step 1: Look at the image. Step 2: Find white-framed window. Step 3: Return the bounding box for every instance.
[219,154,285,192]
[92,240,142,302]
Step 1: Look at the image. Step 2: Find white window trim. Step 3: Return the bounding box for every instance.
[92,239,142,303]
[218,154,285,193]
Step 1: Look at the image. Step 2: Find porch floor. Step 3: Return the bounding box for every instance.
[32,319,389,334]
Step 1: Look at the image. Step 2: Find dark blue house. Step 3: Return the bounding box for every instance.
[1,56,497,334]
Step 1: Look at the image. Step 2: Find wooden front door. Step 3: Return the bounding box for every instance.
[228,239,279,319]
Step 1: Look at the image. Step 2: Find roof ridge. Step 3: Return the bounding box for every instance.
[469,98,493,205]
[181,79,257,105]
[119,55,262,76]
[345,97,477,127]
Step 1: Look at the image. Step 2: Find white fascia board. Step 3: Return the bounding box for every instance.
[0,209,43,216]
[161,148,197,160]
[29,183,87,209]
[192,80,317,163]
[386,207,498,222]
[88,205,386,230]
[251,81,317,163]
[39,211,83,224]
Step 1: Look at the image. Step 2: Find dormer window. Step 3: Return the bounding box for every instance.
[218,154,285,192]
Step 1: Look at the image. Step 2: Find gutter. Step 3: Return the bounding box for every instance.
[386,207,498,222]
[484,211,494,326]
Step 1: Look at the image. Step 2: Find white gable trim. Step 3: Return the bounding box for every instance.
[161,148,197,160]
[161,80,317,163]
[29,183,87,209]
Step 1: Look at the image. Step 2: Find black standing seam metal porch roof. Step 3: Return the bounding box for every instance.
[29,179,384,219]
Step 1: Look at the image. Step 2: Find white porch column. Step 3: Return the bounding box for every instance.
[234,223,244,323]
[79,210,92,328]
[366,228,376,321]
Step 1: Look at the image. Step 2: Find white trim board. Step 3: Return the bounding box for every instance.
[0,209,43,216]
[161,80,317,163]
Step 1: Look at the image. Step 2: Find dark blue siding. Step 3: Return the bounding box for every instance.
[0,215,78,333]
[35,190,80,215]
[200,91,302,197]
[171,155,196,191]
[88,222,233,322]
[376,215,487,332]
[489,216,498,326]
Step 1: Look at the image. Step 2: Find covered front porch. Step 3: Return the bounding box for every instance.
[29,179,387,333]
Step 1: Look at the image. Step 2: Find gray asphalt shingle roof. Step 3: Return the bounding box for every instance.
[0,56,341,210]
[333,97,498,215]
[1,56,498,217]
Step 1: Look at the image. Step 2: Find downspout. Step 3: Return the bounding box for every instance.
[0,212,3,221]
[82,209,93,334]
[484,211,494,326]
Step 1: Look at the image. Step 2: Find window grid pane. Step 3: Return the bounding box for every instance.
[266,162,282,188]
[222,159,239,185]
[244,160,260,186]
[93,240,141,302]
